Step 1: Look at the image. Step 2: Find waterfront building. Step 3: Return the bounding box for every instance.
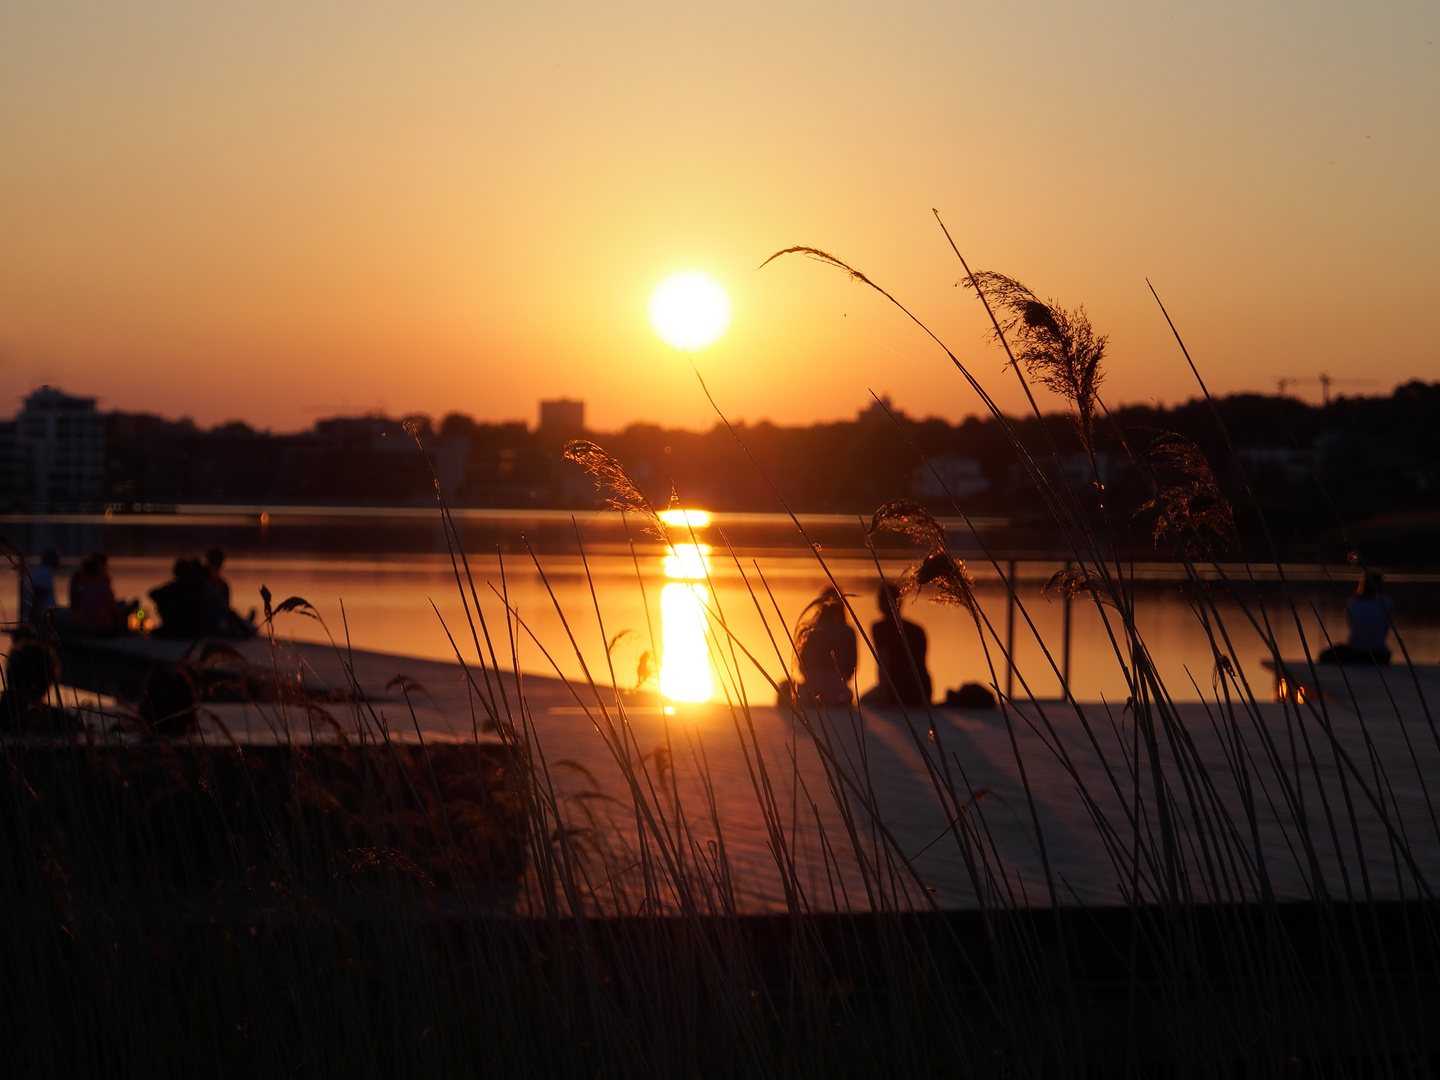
[13,386,106,508]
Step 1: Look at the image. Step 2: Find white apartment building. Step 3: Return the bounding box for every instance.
[13,386,106,506]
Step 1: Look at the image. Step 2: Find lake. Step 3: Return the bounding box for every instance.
[5,508,1439,705]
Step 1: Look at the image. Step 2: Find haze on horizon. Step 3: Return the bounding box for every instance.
[1,1,1435,435]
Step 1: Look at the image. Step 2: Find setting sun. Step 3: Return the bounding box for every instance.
[647,271,732,351]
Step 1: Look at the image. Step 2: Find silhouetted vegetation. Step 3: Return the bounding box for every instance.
[4,248,1439,1075]
[34,381,1424,562]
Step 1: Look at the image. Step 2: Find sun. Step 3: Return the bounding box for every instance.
[647,270,732,351]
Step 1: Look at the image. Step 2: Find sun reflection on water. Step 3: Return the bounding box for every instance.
[658,523,715,703]
[659,582,713,702]
[663,543,711,580]
[659,508,711,528]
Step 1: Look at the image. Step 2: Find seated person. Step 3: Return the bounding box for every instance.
[204,544,258,637]
[204,545,231,607]
[149,557,228,639]
[68,552,133,634]
[860,581,932,708]
[20,548,61,628]
[779,587,857,707]
[1319,572,1393,665]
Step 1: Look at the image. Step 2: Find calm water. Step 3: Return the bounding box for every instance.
[8,508,1437,705]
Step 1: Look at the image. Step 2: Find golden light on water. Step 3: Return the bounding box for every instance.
[647,271,732,351]
[659,583,713,703]
[663,543,712,580]
[658,525,715,703]
[659,508,711,528]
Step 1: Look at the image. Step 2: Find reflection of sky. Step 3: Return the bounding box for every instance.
[72,553,1440,706]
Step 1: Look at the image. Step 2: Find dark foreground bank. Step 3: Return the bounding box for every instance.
[4,900,1437,1076]
[3,740,1437,1077]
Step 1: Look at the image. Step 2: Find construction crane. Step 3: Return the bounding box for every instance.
[1273,373,1378,406]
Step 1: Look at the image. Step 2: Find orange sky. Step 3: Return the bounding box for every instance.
[1,2,1436,432]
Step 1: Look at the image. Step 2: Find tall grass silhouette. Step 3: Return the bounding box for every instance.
[2,230,1437,1076]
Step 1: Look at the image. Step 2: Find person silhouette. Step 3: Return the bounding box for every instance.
[1319,572,1393,665]
[149,557,227,638]
[204,546,231,608]
[778,586,857,707]
[860,580,932,708]
[20,548,61,628]
[202,544,257,637]
[69,551,132,634]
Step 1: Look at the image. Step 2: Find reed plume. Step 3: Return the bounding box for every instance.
[562,439,664,537]
[1134,428,1239,555]
[868,499,946,550]
[1042,564,1115,606]
[965,271,1106,451]
[904,550,978,613]
[868,500,976,614]
[758,245,884,291]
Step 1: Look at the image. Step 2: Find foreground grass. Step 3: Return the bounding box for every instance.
[4,246,1439,1076]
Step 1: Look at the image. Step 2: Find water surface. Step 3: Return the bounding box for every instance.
[14,551,1437,708]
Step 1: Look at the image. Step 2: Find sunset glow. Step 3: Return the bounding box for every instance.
[647,271,732,351]
[0,4,1432,431]
[3,5,1436,1066]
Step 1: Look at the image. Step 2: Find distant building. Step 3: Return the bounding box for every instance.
[538,398,585,435]
[13,386,106,507]
[912,454,989,500]
[858,394,902,424]
[1237,445,1314,486]
[1061,450,1129,491]
[1002,450,1130,498]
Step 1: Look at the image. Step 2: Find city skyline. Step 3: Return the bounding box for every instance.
[4,375,1427,439]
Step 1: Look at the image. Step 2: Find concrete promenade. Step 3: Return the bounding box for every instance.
[68,636,1440,916]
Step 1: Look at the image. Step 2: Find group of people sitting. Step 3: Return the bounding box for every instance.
[777,581,938,710]
[22,548,138,634]
[148,549,258,639]
[778,569,1399,711]
[20,546,257,640]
